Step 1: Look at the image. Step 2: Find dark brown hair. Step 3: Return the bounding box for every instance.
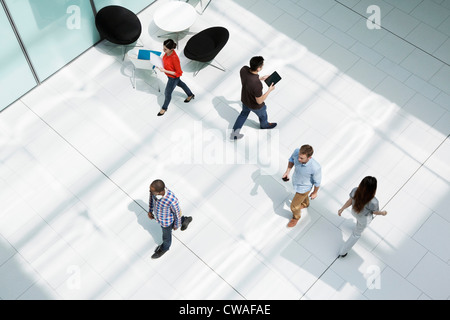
[299,145,314,158]
[353,176,377,213]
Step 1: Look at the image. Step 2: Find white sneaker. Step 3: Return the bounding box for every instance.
[230,132,244,140]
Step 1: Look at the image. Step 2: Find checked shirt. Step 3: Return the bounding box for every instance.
[149,188,182,228]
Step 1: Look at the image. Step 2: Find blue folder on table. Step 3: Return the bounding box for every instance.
[137,50,162,60]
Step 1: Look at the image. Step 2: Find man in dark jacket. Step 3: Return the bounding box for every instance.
[230,56,277,140]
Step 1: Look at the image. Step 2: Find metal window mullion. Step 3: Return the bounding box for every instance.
[1,0,41,84]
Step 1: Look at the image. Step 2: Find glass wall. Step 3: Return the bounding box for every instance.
[4,0,99,82]
[93,0,155,14]
[0,3,37,111]
[0,0,157,112]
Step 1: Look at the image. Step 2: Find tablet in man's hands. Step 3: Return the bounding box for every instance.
[265,71,282,86]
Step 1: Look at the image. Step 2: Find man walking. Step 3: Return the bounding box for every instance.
[230,56,277,140]
[282,145,322,228]
[148,179,192,259]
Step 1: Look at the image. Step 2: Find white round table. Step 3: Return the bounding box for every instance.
[154,2,198,35]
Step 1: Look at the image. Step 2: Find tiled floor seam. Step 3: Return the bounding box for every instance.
[299,133,450,299]
[334,0,450,68]
[20,98,248,300]
[5,102,130,299]
[380,133,450,210]
[300,255,339,300]
[20,74,449,301]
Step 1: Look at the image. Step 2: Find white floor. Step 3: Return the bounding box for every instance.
[1,0,450,300]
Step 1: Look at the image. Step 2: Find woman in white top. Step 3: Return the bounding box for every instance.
[337,176,387,258]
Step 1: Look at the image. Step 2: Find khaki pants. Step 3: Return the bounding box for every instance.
[290,191,310,220]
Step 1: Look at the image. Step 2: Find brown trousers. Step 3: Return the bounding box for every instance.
[290,191,310,219]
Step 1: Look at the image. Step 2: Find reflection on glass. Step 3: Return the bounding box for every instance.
[0,0,157,110]
[0,6,36,111]
[93,0,156,13]
[4,0,99,81]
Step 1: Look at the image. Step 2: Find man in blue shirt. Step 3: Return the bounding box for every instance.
[282,145,322,228]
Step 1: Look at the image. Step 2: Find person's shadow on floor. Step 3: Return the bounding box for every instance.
[212,96,260,130]
[250,169,292,221]
[128,199,162,248]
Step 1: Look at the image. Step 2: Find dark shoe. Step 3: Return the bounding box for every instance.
[181,216,193,231]
[261,122,277,129]
[338,253,348,258]
[157,110,166,116]
[184,95,195,103]
[154,245,161,253]
[151,248,168,259]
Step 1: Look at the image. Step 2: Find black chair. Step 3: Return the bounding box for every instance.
[95,5,142,58]
[184,27,229,76]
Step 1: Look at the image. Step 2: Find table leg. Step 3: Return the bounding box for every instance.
[184,0,212,15]
[157,30,196,43]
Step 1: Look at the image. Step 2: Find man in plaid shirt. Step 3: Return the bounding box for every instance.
[148,179,192,259]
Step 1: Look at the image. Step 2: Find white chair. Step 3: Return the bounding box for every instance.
[125,48,161,92]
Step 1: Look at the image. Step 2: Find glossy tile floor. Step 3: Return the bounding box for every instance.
[1,0,450,300]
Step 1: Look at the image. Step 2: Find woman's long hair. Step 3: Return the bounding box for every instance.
[353,176,377,213]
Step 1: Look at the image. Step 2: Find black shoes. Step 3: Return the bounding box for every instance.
[181,216,193,231]
[151,246,168,259]
[230,123,276,140]
[338,253,348,258]
[158,95,194,116]
[151,217,192,259]
[261,122,277,129]
[184,95,195,103]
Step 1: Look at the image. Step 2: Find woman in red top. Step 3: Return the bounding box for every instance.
[157,39,195,116]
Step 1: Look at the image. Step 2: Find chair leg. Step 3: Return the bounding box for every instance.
[132,66,136,89]
[193,59,226,76]
[123,39,144,60]
[104,39,143,60]
[158,30,195,44]
[154,69,161,92]
[207,59,226,72]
